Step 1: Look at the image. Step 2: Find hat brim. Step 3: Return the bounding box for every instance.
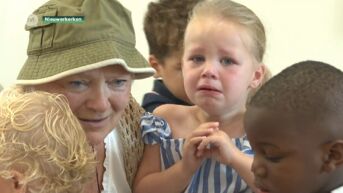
[17,40,155,85]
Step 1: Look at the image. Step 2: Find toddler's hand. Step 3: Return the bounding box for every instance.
[196,129,239,166]
[181,122,219,174]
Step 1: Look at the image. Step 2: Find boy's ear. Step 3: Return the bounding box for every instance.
[10,170,27,193]
[321,140,343,173]
[250,64,266,88]
[149,55,163,78]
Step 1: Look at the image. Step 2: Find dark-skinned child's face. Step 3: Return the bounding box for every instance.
[245,107,333,193]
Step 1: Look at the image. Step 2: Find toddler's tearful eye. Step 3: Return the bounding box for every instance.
[220,57,235,66]
[190,55,205,64]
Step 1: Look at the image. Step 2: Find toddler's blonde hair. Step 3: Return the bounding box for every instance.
[0,87,95,193]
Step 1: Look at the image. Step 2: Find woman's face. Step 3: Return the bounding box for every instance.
[34,65,133,145]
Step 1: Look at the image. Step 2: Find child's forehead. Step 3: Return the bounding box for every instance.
[246,107,309,133]
[186,17,255,54]
[245,106,336,143]
[187,15,246,33]
[165,49,183,60]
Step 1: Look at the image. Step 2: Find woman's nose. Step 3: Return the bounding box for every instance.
[251,157,267,178]
[86,85,111,112]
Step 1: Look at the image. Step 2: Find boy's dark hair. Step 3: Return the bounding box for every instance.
[144,0,201,62]
[249,60,343,120]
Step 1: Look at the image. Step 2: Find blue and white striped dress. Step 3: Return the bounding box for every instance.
[141,113,253,193]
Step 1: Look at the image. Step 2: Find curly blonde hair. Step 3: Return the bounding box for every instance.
[0,87,95,193]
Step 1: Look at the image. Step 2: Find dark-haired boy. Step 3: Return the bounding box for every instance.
[245,60,343,193]
[142,0,202,112]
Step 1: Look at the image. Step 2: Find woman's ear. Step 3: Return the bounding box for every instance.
[321,140,343,173]
[149,55,163,78]
[10,170,27,193]
[250,64,266,89]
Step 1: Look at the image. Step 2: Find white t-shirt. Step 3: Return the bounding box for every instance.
[102,129,131,193]
[332,185,343,193]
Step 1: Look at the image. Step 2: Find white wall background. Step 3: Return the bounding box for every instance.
[0,0,342,103]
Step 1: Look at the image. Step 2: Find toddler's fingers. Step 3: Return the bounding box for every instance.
[196,149,204,157]
[190,122,219,137]
[188,136,206,147]
[197,122,219,130]
[190,128,214,138]
[197,136,213,151]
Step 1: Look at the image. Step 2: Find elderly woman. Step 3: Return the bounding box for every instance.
[16,0,154,193]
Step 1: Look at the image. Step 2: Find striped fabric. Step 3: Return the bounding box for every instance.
[141,113,253,193]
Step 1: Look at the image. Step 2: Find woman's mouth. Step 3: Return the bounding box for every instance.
[78,117,110,129]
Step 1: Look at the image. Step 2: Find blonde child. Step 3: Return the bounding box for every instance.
[0,87,95,193]
[134,0,266,192]
[245,60,343,193]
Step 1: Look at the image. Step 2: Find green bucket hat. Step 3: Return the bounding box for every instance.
[17,0,155,85]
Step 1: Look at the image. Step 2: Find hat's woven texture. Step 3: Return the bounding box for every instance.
[117,95,145,187]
